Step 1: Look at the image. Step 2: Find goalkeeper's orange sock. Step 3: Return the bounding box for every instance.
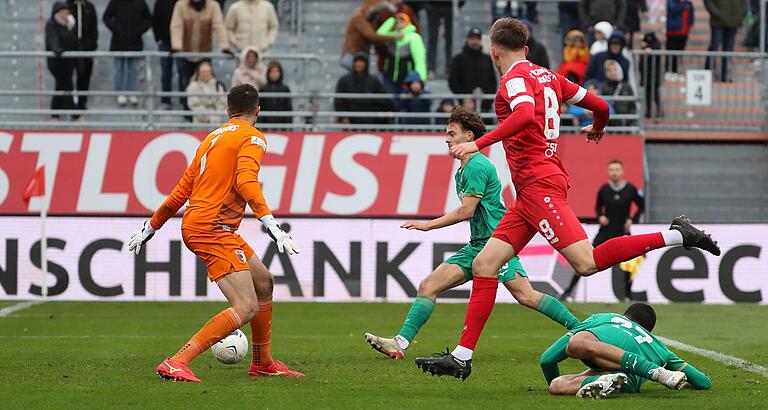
[171,306,244,364]
[250,298,273,366]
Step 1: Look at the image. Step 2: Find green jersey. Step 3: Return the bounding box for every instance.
[454,153,506,245]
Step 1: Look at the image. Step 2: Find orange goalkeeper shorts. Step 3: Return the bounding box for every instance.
[182,229,254,282]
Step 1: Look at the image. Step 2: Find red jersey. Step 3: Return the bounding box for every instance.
[491,59,586,192]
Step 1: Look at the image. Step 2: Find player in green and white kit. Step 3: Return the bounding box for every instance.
[364,107,580,359]
[540,303,712,399]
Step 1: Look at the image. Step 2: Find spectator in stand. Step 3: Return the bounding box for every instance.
[522,20,550,68]
[624,0,648,49]
[665,0,694,77]
[424,1,464,78]
[225,0,279,53]
[602,59,635,123]
[171,0,230,109]
[259,61,292,124]
[186,61,227,124]
[704,0,748,82]
[557,29,590,84]
[45,2,78,120]
[568,80,615,126]
[580,0,627,30]
[231,46,267,89]
[400,71,431,125]
[589,20,614,55]
[433,98,455,126]
[340,0,401,72]
[638,32,662,118]
[103,0,152,107]
[585,32,631,83]
[67,0,98,114]
[492,1,537,23]
[153,0,178,110]
[448,27,497,113]
[558,1,581,33]
[376,12,427,97]
[372,0,420,76]
[334,53,392,125]
[460,97,477,113]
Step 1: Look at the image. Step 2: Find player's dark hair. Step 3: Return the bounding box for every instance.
[608,159,624,167]
[489,18,529,51]
[227,84,259,117]
[448,106,486,141]
[624,303,656,332]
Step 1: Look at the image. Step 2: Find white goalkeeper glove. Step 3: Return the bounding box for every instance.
[128,220,156,255]
[260,214,300,255]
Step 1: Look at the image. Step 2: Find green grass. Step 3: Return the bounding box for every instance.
[0,302,765,409]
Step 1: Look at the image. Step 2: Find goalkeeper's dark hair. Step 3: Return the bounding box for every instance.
[227,84,259,117]
[448,106,486,141]
[624,302,656,332]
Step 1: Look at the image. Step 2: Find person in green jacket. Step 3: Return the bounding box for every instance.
[376,12,427,96]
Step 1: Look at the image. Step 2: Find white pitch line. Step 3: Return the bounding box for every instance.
[658,336,768,379]
[0,300,44,317]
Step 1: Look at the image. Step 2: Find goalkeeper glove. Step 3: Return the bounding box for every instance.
[260,214,300,255]
[128,220,156,255]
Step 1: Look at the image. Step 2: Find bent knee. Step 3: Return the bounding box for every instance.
[566,336,590,358]
[417,278,438,298]
[471,258,498,278]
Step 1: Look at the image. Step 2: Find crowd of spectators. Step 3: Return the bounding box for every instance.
[44,0,290,122]
[41,0,758,126]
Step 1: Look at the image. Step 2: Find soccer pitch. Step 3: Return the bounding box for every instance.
[1,302,765,409]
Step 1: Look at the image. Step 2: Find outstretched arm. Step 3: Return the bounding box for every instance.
[540,334,571,384]
[402,196,480,231]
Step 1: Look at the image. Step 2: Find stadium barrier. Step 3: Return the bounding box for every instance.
[0,217,765,305]
[0,50,643,133]
[0,130,644,219]
[630,49,768,138]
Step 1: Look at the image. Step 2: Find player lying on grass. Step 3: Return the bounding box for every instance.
[540,302,712,399]
[415,18,721,381]
[127,84,303,382]
[364,108,580,360]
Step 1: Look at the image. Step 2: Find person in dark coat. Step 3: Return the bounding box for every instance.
[665,0,694,74]
[153,0,177,109]
[66,0,98,112]
[334,53,392,125]
[585,32,631,83]
[522,20,550,68]
[103,0,152,106]
[424,0,464,78]
[558,1,581,33]
[259,61,292,124]
[638,32,662,118]
[400,71,431,125]
[579,0,627,29]
[448,28,497,115]
[45,2,78,119]
[624,0,648,49]
[703,0,748,82]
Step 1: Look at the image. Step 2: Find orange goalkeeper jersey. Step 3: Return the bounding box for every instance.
[149,118,271,233]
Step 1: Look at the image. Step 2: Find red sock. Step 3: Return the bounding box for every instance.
[593,233,666,271]
[457,276,498,350]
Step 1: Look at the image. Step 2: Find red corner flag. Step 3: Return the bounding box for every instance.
[22,166,46,207]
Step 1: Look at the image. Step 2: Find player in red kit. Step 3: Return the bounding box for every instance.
[415,18,720,380]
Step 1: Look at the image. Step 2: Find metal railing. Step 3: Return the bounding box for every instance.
[630,50,768,133]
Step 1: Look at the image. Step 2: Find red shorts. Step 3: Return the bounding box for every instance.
[492,175,588,253]
[182,229,255,282]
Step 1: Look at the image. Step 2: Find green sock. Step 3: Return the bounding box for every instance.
[621,351,660,379]
[580,375,601,387]
[536,294,581,330]
[397,296,436,343]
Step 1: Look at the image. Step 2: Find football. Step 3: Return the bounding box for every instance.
[211,329,249,364]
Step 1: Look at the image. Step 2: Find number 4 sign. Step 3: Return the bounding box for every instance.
[686,69,713,106]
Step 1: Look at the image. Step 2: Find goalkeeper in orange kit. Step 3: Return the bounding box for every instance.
[127,84,303,382]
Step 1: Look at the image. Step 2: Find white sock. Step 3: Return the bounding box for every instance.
[394,335,409,350]
[662,230,684,246]
[451,345,473,361]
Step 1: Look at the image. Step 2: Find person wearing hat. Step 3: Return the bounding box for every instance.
[45,2,78,120]
[448,27,496,117]
[376,12,427,97]
[334,53,392,125]
[585,32,631,83]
